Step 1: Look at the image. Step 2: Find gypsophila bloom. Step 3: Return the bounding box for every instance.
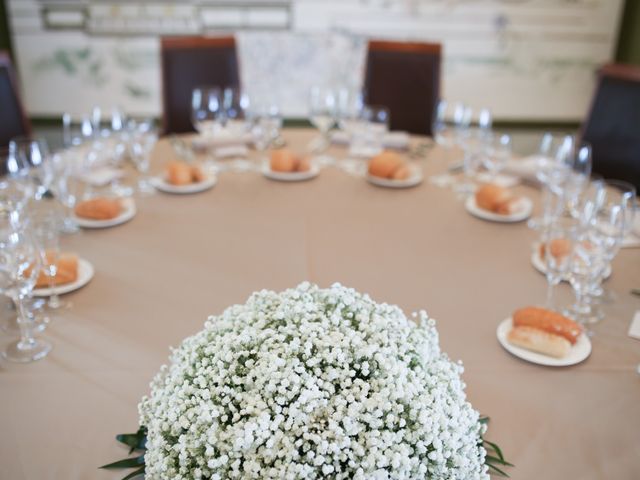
[139,283,489,479]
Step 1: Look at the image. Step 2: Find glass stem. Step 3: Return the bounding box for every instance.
[14,294,36,351]
[546,280,555,309]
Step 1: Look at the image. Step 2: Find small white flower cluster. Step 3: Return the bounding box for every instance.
[139,283,489,479]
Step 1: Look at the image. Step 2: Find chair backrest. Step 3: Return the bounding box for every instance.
[582,63,640,191]
[363,40,441,136]
[0,51,31,150]
[160,36,240,135]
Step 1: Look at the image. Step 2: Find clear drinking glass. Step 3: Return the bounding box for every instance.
[0,228,52,362]
[33,215,71,310]
[127,120,157,196]
[543,217,577,309]
[483,133,511,181]
[223,87,249,135]
[192,86,222,137]
[9,137,53,200]
[308,86,336,153]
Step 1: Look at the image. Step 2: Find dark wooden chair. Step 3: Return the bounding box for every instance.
[160,36,240,135]
[363,40,441,136]
[582,63,640,191]
[0,51,31,153]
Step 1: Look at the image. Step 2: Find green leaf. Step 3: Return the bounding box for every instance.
[116,428,147,453]
[484,440,505,461]
[479,416,490,425]
[487,462,510,477]
[486,455,514,467]
[121,466,145,480]
[99,454,144,470]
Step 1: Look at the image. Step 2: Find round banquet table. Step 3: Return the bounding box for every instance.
[1,128,639,479]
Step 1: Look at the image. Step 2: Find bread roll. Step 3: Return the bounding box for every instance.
[270,149,298,173]
[166,161,193,185]
[74,198,121,220]
[31,253,79,288]
[507,326,571,358]
[296,157,311,173]
[191,166,205,183]
[391,165,411,181]
[475,184,517,215]
[368,151,405,179]
[513,306,581,345]
[540,238,572,260]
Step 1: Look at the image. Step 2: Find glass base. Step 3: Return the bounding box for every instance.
[137,179,155,196]
[2,338,52,363]
[47,296,72,310]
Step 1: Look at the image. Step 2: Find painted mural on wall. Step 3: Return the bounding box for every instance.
[8,0,624,120]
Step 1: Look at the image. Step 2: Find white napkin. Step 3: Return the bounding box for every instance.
[502,155,541,186]
[331,131,410,150]
[78,167,124,187]
[214,145,248,159]
[475,172,520,188]
[192,132,252,151]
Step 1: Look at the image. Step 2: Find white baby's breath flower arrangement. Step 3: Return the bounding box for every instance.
[102,283,511,479]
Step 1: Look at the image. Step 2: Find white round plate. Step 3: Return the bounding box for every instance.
[74,198,136,229]
[366,165,423,189]
[150,175,217,194]
[32,258,95,297]
[262,164,320,182]
[530,242,611,280]
[465,196,532,223]
[497,317,591,367]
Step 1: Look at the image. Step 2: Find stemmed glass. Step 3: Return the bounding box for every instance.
[308,86,336,153]
[483,133,511,181]
[191,86,223,137]
[222,87,249,134]
[528,133,573,229]
[431,101,469,187]
[542,217,577,310]
[128,120,157,196]
[0,227,52,362]
[33,214,71,310]
[10,137,53,200]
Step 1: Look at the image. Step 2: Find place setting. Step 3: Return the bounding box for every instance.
[150,160,217,194]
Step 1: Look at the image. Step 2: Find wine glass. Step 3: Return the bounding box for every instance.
[1,147,34,215]
[9,137,53,200]
[308,86,336,153]
[483,133,511,181]
[0,227,52,362]
[542,217,577,310]
[223,87,249,134]
[128,120,157,196]
[191,86,222,137]
[336,88,364,137]
[33,214,71,310]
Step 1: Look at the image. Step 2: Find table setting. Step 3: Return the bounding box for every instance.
[1,86,639,480]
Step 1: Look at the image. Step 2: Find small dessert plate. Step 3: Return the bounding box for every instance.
[150,175,217,194]
[262,164,319,182]
[32,258,94,296]
[465,196,532,223]
[74,198,136,229]
[366,165,423,189]
[496,317,591,367]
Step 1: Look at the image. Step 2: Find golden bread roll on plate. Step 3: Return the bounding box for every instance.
[368,151,405,179]
[507,326,571,358]
[166,161,193,186]
[74,198,122,220]
[475,184,517,215]
[512,306,581,345]
[270,149,298,173]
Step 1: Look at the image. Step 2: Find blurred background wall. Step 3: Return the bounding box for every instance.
[0,0,638,124]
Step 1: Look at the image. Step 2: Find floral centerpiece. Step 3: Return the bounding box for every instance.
[102,283,511,479]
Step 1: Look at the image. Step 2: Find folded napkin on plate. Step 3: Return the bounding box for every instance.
[78,167,124,187]
[331,131,410,150]
[192,132,252,151]
[502,155,541,186]
[476,172,520,188]
[214,145,249,159]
